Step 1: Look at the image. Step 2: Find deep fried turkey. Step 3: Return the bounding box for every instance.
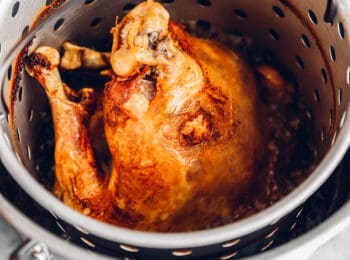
[25,0,263,231]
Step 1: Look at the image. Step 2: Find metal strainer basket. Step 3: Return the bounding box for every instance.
[1,0,350,259]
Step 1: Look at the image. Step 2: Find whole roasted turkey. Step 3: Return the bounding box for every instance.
[25,0,265,231]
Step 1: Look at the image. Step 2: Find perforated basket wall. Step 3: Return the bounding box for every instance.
[1,0,350,259]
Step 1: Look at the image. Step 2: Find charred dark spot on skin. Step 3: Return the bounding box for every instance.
[141,68,157,100]
[179,110,214,146]
[26,52,51,70]
[147,31,159,50]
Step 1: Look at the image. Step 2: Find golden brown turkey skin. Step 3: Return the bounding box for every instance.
[103,0,261,230]
[25,0,262,231]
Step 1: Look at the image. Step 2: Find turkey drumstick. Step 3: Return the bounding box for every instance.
[25,46,112,219]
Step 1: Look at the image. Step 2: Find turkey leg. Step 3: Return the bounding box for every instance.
[25,46,111,218]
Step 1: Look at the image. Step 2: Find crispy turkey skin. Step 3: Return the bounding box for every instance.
[25,0,262,231]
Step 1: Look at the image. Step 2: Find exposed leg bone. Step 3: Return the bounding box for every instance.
[25,46,111,218]
[61,42,110,70]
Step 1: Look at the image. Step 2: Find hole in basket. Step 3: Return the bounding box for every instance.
[12,2,20,17]
[295,55,304,69]
[46,0,53,5]
[261,240,274,251]
[330,109,334,128]
[27,145,32,161]
[90,17,102,28]
[28,107,34,122]
[15,152,22,163]
[331,131,337,146]
[172,250,192,256]
[330,46,336,62]
[197,0,211,6]
[55,221,66,233]
[220,252,238,260]
[324,0,337,25]
[265,227,280,239]
[222,239,240,248]
[18,87,23,102]
[338,88,342,105]
[321,128,325,142]
[321,68,328,83]
[234,9,248,19]
[80,237,96,248]
[123,3,136,12]
[308,10,318,24]
[340,111,347,129]
[8,66,12,81]
[306,109,312,120]
[196,20,212,32]
[314,89,320,104]
[268,28,280,40]
[49,210,58,220]
[160,0,174,3]
[120,244,139,253]
[272,6,284,18]
[16,128,21,143]
[74,225,89,235]
[22,25,29,38]
[301,34,311,48]
[85,0,95,4]
[347,67,350,84]
[338,22,345,39]
[54,18,65,31]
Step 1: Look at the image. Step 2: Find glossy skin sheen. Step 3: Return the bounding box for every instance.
[26,0,262,231]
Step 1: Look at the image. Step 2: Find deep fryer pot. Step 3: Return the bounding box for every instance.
[0,0,350,259]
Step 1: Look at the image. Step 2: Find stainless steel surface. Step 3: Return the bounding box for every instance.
[1,0,350,259]
[0,216,22,259]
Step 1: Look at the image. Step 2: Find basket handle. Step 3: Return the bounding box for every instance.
[10,240,52,260]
